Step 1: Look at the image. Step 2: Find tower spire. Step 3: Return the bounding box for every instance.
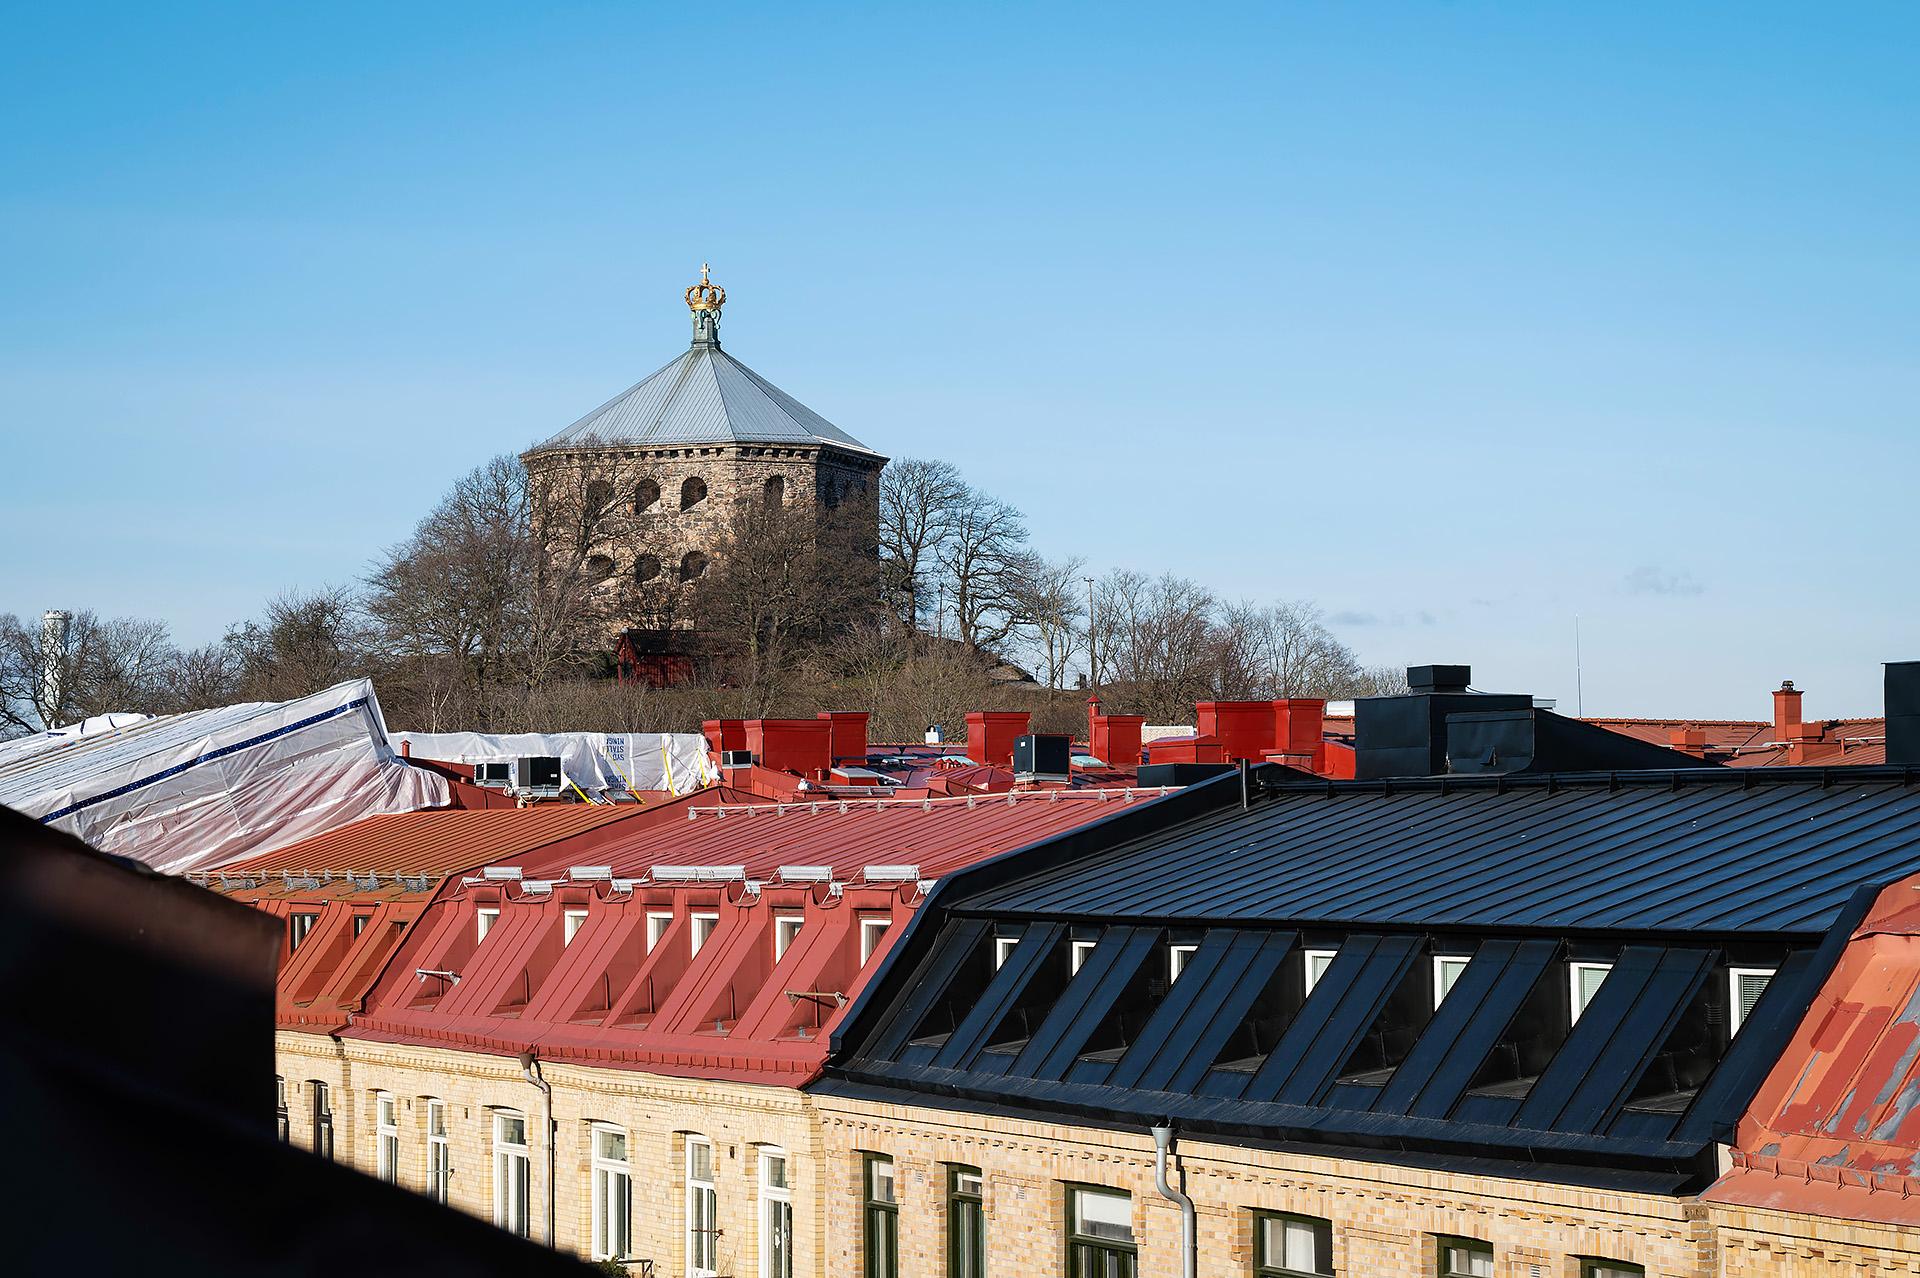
[686,262,725,347]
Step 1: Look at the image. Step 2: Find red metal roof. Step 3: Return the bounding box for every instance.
[341,789,1176,1085]
[204,792,748,1030]
[1585,716,1887,767]
[1704,873,1920,1226]
[220,804,650,877]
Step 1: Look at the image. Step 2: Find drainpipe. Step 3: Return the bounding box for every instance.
[1151,1124,1196,1278]
[520,1051,555,1246]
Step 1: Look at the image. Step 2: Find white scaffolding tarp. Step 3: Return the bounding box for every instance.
[0,679,447,874]
[394,730,718,798]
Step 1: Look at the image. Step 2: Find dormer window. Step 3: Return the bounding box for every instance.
[564,908,588,945]
[1302,948,1337,993]
[1069,938,1099,975]
[1433,954,1471,1009]
[1569,962,1611,1023]
[1169,944,1198,983]
[860,916,891,966]
[477,907,499,943]
[690,912,718,956]
[1729,967,1775,1034]
[774,914,804,961]
[289,912,318,950]
[646,911,673,953]
[993,935,1019,970]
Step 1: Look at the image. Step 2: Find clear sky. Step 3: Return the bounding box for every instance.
[2,2,1914,718]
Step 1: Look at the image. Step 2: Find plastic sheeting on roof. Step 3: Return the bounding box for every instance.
[0,679,447,875]
[392,730,718,798]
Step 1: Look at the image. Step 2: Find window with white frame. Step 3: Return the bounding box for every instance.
[860,916,891,966]
[1069,938,1099,974]
[564,908,588,945]
[426,1099,451,1203]
[1255,1211,1333,1277]
[774,914,804,961]
[352,912,370,937]
[647,911,673,953]
[686,1136,718,1277]
[1569,962,1612,1024]
[477,907,499,943]
[289,912,318,950]
[1169,944,1199,983]
[493,1110,532,1238]
[1433,954,1472,1009]
[375,1091,399,1183]
[993,935,1019,970]
[1303,949,1337,993]
[591,1124,632,1261]
[691,912,719,956]
[1729,967,1776,1035]
[759,1146,793,1278]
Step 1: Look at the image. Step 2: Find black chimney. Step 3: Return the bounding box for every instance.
[1353,664,1531,779]
[1888,662,1920,767]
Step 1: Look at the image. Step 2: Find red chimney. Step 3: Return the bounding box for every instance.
[965,711,1030,769]
[744,719,832,777]
[1668,727,1708,758]
[1273,699,1326,755]
[1196,701,1276,762]
[702,719,746,756]
[1772,682,1803,741]
[818,711,870,765]
[1090,710,1145,769]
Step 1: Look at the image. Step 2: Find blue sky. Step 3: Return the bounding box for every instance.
[2,2,1914,718]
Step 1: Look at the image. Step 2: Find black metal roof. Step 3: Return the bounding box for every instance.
[959,767,1920,935]
[823,766,1920,1191]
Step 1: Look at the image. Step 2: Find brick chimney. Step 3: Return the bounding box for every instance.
[818,711,870,765]
[744,719,832,777]
[965,711,1030,769]
[1667,727,1708,758]
[1772,681,1803,741]
[1196,701,1277,762]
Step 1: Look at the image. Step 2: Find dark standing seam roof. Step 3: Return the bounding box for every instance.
[960,773,1920,934]
[823,767,1910,1191]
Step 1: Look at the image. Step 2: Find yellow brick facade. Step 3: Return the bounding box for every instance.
[277,1031,821,1277]
[275,1031,1920,1277]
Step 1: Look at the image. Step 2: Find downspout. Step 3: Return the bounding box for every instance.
[1151,1124,1196,1278]
[520,1051,556,1247]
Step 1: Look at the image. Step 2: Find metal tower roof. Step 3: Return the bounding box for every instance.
[529,267,881,457]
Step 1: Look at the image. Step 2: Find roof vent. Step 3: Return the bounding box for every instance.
[1407,664,1472,693]
[778,865,834,882]
[653,864,746,882]
[865,864,921,882]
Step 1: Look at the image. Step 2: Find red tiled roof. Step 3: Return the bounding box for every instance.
[341,788,1177,1085]
[1704,874,1920,1226]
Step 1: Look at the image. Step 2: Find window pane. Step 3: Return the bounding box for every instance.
[689,1139,713,1182]
[1073,1188,1132,1241]
[596,1128,627,1162]
[1588,1265,1643,1278]
[869,1158,896,1204]
[1435,956,1469,1004]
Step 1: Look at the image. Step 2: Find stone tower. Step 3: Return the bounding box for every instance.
[520,268,887,653]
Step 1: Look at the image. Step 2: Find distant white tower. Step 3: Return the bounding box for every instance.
[40,609,71,725]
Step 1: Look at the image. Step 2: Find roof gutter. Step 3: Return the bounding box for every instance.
[1151,1124,1196,1278]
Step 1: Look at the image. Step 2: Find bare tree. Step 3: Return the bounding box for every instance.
[0,610,182,733]
[939,487,1032,653]
[1090,570,1222,721]
[225,587,376,701]
[694,497,883,693]
[1218,600,1366,698]
[878,457,967,632]
[1009,554,1087,691]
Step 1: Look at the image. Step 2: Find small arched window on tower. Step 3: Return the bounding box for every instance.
[633,554,662,584]
[680,551,709,582]
[585,554,615,580]
[585,479,614,512]
[681,476,708,510]
[764,475,785,508]
[635,478,660,513]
